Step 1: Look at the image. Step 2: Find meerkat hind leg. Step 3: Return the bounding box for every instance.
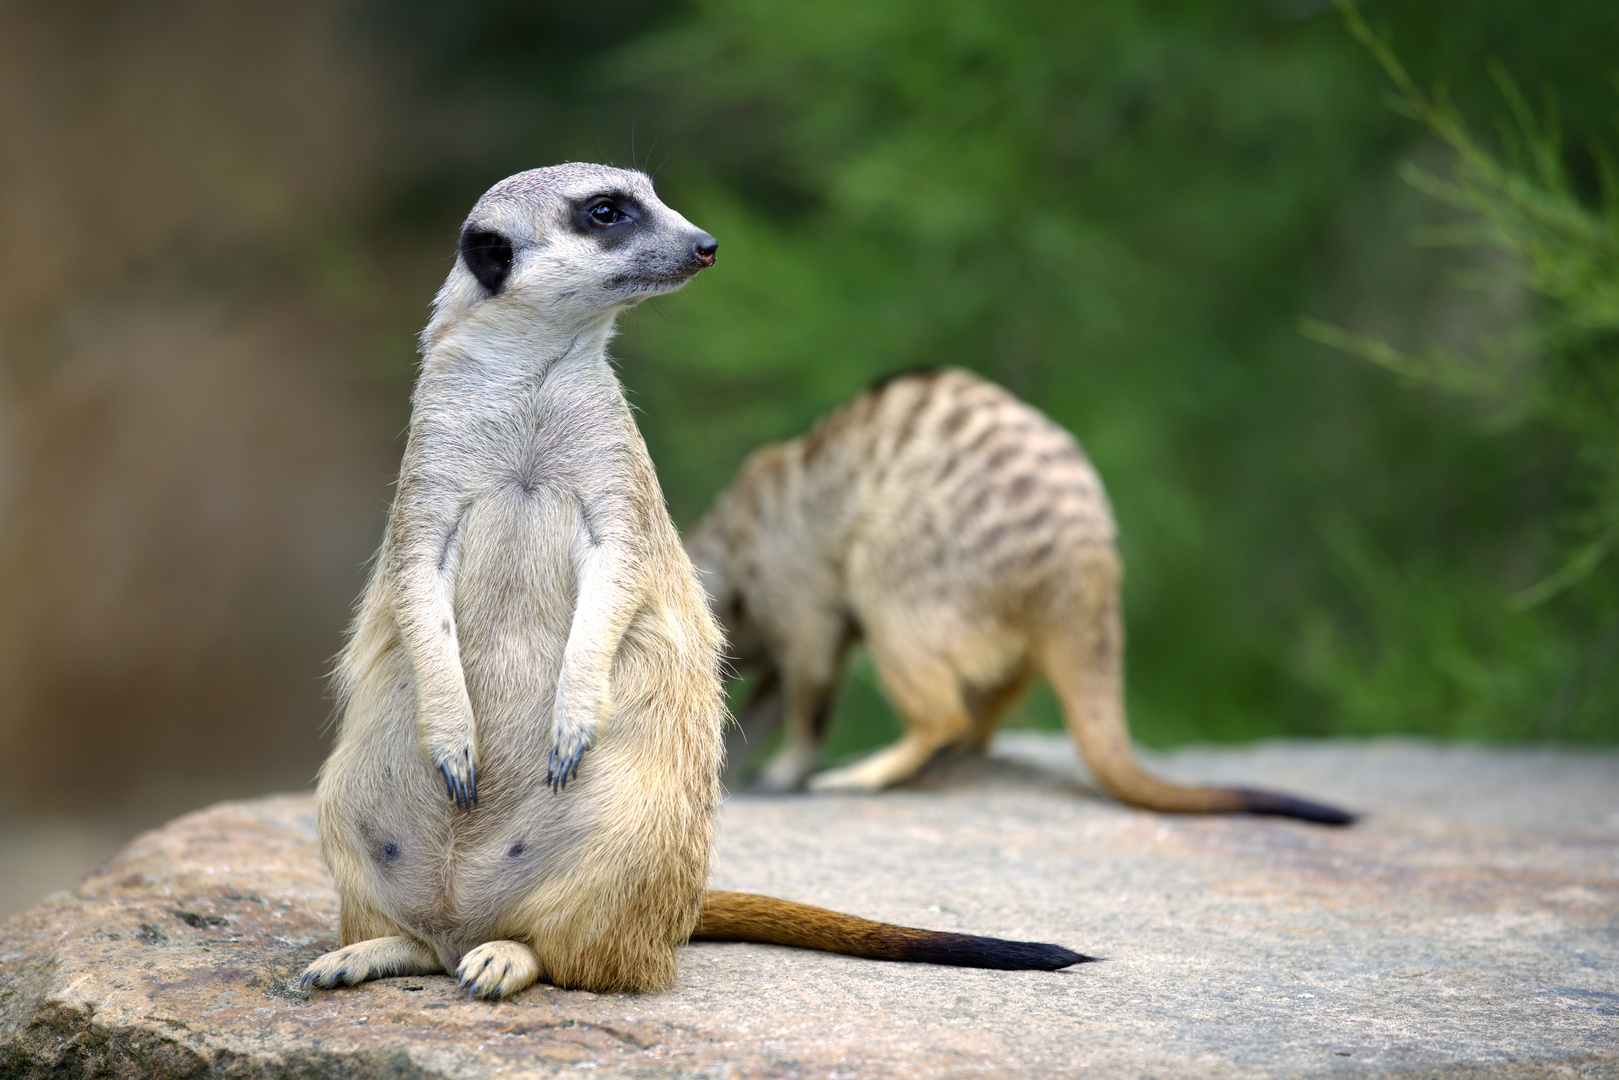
[964,667,1032,751]
[721,669,782,786]
[809,648,972,792]
[300,935,441,990]
[755,731,826,793]
[456,940,542,999]
[753,605,852,792]
[753,671,840,793]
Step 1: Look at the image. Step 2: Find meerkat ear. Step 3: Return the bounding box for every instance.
[459,228,515,294]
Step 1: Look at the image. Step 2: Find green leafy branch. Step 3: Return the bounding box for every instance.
[1309,0,1619,605]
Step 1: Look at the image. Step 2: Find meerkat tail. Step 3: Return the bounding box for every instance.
[1227,787,1357,825]
[1043,606,1357,827]
[691,891,1095,971]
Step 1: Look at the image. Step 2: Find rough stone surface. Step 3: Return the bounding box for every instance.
[0,736,1614,1079]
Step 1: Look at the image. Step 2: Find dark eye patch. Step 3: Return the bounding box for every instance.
[570,191,644,243]
[459,228,515,294]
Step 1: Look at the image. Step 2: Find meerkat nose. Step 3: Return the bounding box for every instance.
[691,234,718,268]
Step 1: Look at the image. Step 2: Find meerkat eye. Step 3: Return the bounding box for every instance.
[459,228,515,294]
[588,200,625,226]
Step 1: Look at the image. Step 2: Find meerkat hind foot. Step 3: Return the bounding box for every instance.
[300,935,441,990]
[806,762,889,793]
[809,736,944,793]
[456,940,542,999]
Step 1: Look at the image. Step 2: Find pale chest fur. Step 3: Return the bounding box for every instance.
[369,361,645,721]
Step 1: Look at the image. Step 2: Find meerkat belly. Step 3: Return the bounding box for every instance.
[454,485,578,768]
[330,486,615,950]
[442,487,612,926]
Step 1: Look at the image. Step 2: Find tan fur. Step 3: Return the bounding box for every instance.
[304,165,726,996]
[692,892,1008,961]
[689,369,1344,820]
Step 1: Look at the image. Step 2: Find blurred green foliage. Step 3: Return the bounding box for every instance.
[1303,2,1619,744]
[362,0,1619,751]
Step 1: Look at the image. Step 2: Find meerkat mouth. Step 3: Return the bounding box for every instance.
[607,272,701,298]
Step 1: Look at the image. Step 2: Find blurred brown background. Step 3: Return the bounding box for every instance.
[0,0,419,910]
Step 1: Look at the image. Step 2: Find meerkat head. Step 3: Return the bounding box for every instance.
[425,163,717,351]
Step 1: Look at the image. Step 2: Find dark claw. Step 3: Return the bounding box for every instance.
[439,759,479,811]
[442,763,464,809]
[548,744,587,793]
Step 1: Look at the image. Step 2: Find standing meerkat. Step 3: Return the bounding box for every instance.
[301,167,1090,999]
[688,368,1354,825]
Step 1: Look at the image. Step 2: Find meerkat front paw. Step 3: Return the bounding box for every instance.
[456,940,541,999]
[546,692,602,793]
[428,738,479,810]
[546,729,594,793]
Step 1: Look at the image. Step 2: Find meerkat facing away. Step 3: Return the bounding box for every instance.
[688,369,1354,825]
[301,167,1090,999]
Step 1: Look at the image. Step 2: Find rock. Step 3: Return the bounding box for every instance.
[1,737,1615,1078]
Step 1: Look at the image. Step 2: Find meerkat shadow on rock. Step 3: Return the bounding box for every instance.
[302,165,1093,1002]
[689,369,1355,828]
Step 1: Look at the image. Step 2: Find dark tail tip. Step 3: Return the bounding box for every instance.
[1238,788,1358,826]
[903,932,1099,971]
